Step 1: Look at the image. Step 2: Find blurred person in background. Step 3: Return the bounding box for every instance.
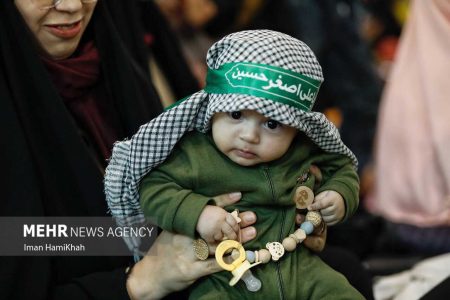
[366,0,450,256]
[0,0,259,299]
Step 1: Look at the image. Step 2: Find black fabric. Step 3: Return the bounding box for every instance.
[0,1,196,299]
[104,0,198,101]
[204,0,245,35]
[319,246,374,300]
[138,0,200,99]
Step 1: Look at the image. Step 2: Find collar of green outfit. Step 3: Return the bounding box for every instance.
[205,62,322,111]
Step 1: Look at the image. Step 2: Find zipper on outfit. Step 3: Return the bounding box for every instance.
[262,166,286,300]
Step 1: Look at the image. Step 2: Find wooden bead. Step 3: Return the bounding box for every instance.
[246,250,256,263]
[282,237,297,252]
[266,242,285,261]
[256,249,271,264]
[306,211,322,227]
[231,249,241,260]
[293,229,306,243]
[294,186,314,209]
[300,221,314,235]
[193,238,209,260]
[289,233,300,243]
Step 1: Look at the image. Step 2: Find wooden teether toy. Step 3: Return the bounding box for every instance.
[214,187,324,292]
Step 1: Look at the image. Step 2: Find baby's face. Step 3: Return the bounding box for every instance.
[212,110,297,166]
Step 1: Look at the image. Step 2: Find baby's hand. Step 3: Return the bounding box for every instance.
[308,190,345,226]
[196,205,239,243]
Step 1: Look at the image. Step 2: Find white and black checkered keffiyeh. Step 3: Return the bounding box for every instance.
[104,30,357,255]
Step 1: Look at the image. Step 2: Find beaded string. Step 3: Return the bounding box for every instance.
[215,186,322,291]
[247,209,322,264]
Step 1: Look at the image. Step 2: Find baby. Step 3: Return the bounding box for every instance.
[106,30,363,299]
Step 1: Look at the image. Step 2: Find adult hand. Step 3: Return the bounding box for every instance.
[296,213,327,252]
[126,192,256,300]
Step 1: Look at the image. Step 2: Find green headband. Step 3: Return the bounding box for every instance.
[204,62,322,111]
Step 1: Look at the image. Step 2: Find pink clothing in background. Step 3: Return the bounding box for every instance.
[367,0,450,227]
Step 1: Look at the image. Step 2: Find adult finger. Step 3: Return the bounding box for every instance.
[192,258,222,277]
[208,242,217,255]
[303,223,327,252]
[296,213,305,225]
[238,211,256,227]
[240,226,256,243]
[213,192,241,207]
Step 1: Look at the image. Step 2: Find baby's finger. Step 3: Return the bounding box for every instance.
[221,222,238,241]
[321,214,338,225]
[319,205,335,217]
[308,199,326,211]
[308,192,331,211]
[213,231,224,241]
[225,213,239,233]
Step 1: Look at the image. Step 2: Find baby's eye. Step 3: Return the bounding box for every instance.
[229,111,242,119]
[266,119,280,129]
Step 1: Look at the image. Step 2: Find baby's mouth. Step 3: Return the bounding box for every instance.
[235,149,257,159]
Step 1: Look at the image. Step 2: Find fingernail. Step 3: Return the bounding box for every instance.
[245,227,256,238]
[229,192,241,200]
[243,213,256,223]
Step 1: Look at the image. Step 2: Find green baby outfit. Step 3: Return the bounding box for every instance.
[139,131,363,300]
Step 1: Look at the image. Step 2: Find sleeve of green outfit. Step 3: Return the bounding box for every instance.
[139,146,213,238]
[311,152,360,222]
